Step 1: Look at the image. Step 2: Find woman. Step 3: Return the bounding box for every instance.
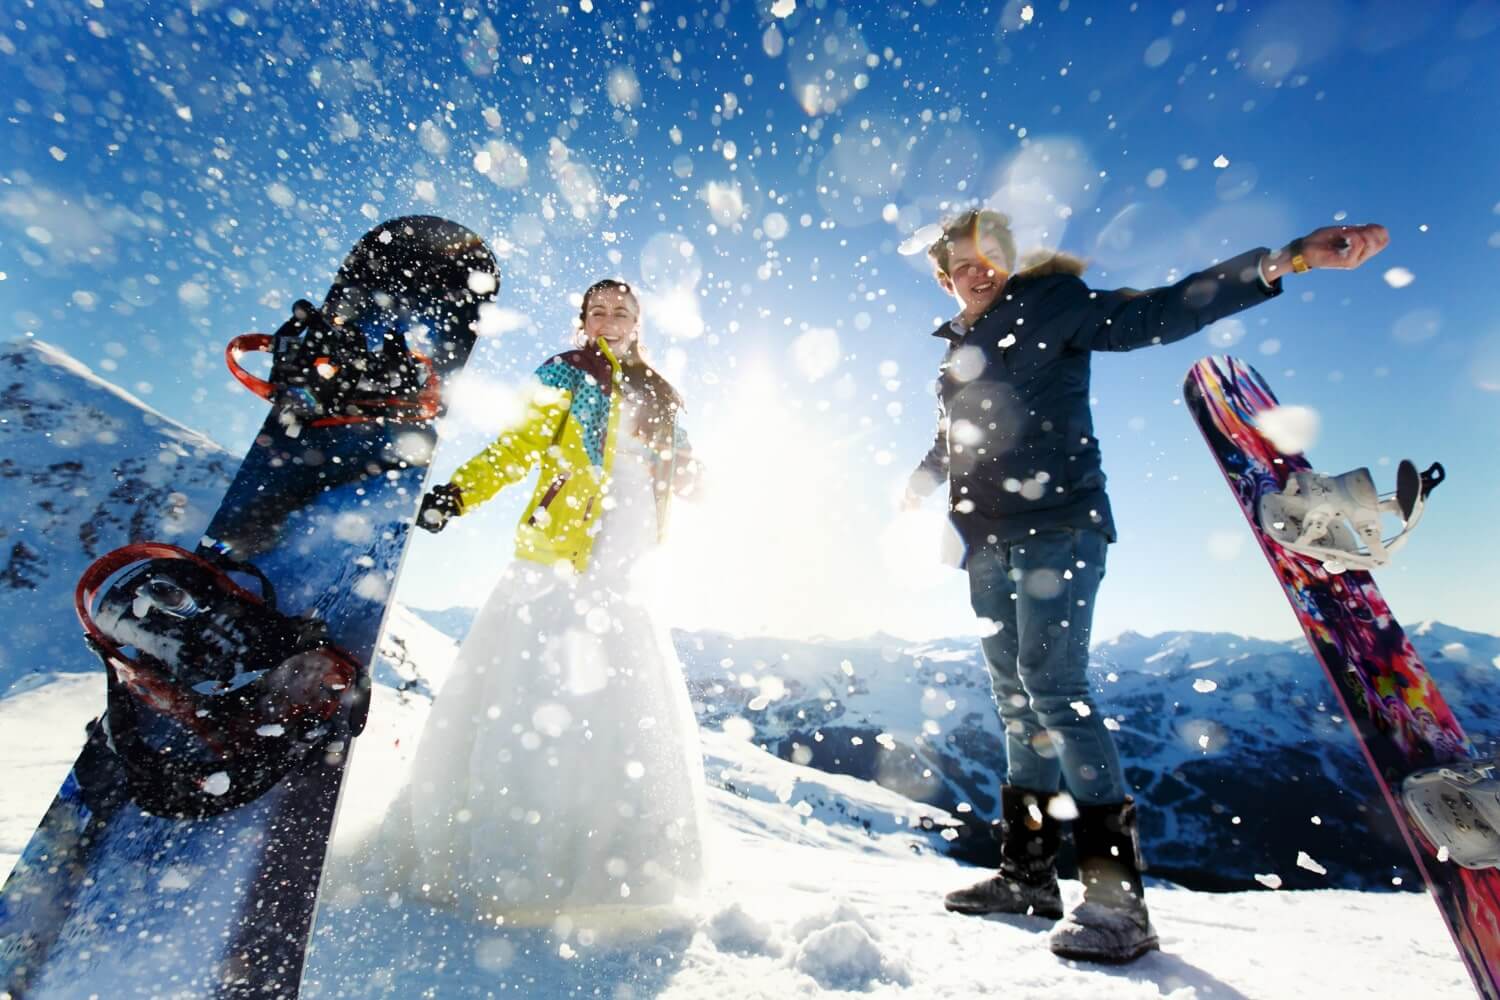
[403,279,706,921]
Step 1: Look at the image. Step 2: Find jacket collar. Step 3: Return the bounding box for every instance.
[931,288,1008,345]
[931,318,966,344]
[593,336,624,372]
[927,253,1089,345]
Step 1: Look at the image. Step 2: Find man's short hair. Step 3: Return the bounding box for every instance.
[927,209,1017,277]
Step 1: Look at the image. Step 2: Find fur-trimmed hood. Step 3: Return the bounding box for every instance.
[930,251,1089,342]
[1012,250,1088,279]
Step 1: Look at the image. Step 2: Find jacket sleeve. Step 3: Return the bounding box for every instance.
[907,387,949,497]
[448,375,571,512]
[1063,248,1281,353]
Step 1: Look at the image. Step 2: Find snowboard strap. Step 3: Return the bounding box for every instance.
[75,543,365,817]
[225,300,442,427]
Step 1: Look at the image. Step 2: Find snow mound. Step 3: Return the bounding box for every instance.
[705,902,782,957]
[793,918,910,990]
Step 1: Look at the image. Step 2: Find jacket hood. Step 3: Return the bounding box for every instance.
[1011,250,1088,280]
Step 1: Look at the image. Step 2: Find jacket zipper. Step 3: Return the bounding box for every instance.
[528,474,568,525]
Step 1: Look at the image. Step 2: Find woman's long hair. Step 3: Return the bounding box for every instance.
[577,279,684,442]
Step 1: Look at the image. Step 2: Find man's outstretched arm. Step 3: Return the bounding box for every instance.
[1066,223,1389,353]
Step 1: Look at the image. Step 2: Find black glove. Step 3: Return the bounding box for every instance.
[417,483,463,533]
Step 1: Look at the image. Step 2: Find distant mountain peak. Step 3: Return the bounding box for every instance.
[5,338,221,452]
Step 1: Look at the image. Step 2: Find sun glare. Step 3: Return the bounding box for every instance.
[641,361,962,640]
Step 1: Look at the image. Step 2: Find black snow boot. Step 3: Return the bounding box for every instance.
[944,786,1064,919]
[1050,797,1159,963]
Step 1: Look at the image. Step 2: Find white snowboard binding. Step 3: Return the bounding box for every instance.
[1402,758,1500,869]
[1258,460,1444,573]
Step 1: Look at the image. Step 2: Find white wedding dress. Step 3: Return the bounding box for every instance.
[399,440,706,919]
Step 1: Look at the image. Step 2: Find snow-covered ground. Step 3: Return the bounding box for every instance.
[1,653,1472,999]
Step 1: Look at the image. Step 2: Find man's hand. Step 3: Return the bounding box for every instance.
[417,483,463,533]
[1262,223,1390,280]
[899,487,924,513]
[1296,223,1389,269]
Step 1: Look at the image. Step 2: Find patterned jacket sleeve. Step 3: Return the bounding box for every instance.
[448,371,571,512]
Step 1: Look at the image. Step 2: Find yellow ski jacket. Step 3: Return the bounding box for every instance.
[446,338,694,573]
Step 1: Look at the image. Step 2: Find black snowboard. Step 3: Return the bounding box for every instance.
[0,216,498,998]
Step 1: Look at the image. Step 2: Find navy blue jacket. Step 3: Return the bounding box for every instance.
[914,248,1281,556]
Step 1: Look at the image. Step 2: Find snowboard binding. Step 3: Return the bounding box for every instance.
[1402,758,1500,869]
[75,543,369,818]
[226,299,440,432]
[1258,460,1444,573]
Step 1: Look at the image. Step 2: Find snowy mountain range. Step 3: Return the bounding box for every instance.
[4,337,1497,897]
[0,340,236,691]
[405,608,1500,892]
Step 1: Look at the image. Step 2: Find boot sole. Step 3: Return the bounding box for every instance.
[1050,934,1160,964]
[944,899,1064,920]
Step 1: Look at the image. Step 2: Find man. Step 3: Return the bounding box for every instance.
[905,209,1387,962]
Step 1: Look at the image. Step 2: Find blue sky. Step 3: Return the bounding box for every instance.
[2,1,1497,642]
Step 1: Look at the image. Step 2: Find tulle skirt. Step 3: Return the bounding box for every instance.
[393,456,706,920]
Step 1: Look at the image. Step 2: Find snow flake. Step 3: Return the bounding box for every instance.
[722,717,755,741]
[158,867,194,891]
[353,572,389,602]
[792,328,841,381]
[1295,851,1328,876]
[1255,404,1320,454]
[1383,267,1415,289]
[606,66,641,109]
[332,511,372,543]
[177,281,210,309]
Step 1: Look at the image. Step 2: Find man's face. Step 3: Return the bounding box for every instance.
[938,234,1009,321]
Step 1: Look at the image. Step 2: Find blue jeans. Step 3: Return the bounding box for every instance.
[965,528,1126,806]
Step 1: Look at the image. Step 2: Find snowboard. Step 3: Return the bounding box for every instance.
[0,216,498,998]
[1185,355,1500,999]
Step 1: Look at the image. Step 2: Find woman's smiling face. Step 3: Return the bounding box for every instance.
[584,286,640,356]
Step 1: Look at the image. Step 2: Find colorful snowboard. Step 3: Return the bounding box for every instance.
[1185,355,1500,999]
[0,216,498,998]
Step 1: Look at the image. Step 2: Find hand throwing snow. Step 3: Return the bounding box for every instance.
[1259,223,1389,282]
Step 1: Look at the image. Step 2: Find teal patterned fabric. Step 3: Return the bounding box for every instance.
[536,360,610,467]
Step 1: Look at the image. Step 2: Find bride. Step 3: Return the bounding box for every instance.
[404,279,706,920]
